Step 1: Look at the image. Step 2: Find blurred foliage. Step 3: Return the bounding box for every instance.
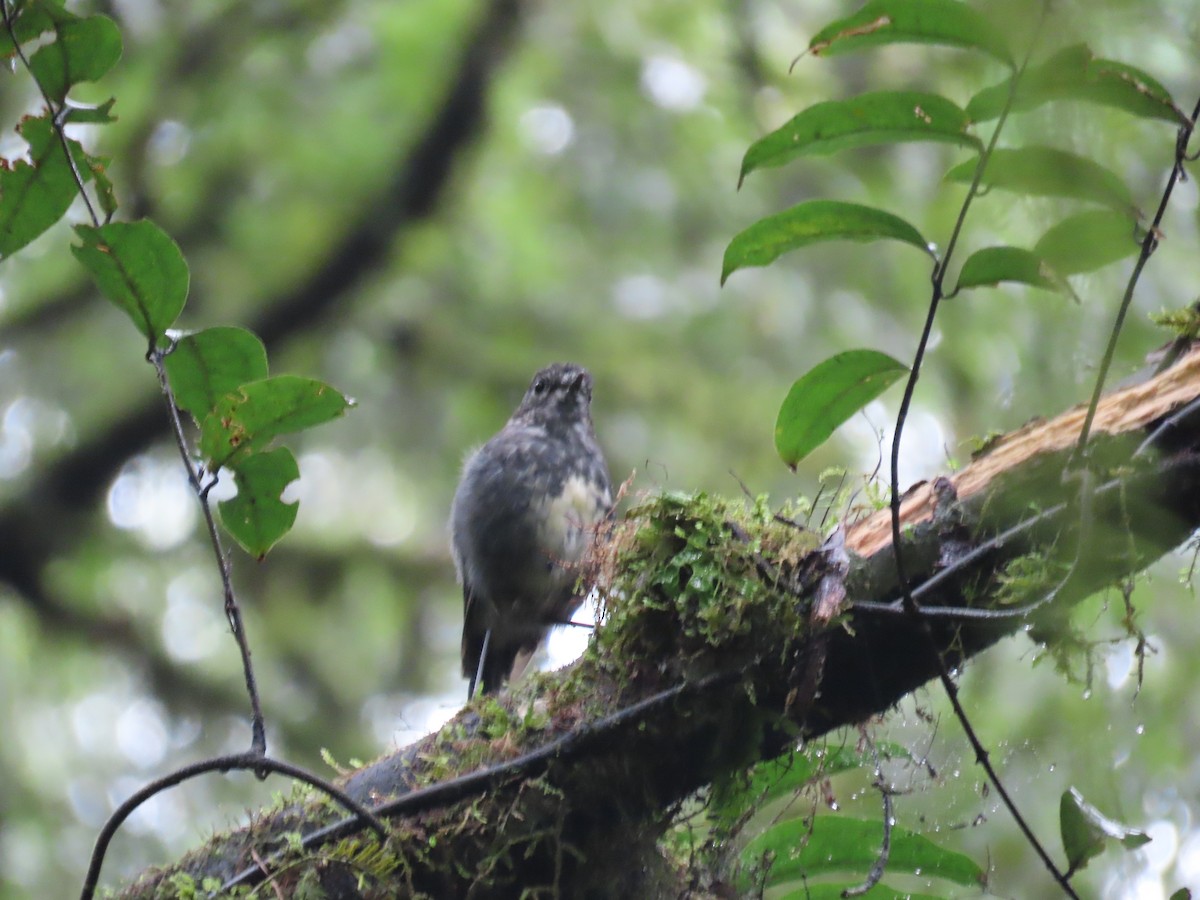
[0,0,1197,897]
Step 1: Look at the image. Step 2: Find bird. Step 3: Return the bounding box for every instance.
[451,362,612,698]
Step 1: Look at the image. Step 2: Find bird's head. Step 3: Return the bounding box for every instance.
[510,362,595,430]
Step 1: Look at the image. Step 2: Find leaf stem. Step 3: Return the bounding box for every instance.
[887,4,1079,896]
[1074,93,1200,453]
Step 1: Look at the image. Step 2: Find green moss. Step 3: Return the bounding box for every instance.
[593,491,822,681]
[969,429,1007,458]
[994,551,1066,606]
[1150,302,1200,339]
[323,833,404,885]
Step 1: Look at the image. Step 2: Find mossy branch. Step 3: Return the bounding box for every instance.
[117,348,1200,899]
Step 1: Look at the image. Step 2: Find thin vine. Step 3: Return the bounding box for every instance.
[884,3,1080,894]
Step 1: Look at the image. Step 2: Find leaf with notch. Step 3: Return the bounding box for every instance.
[0,1,64,56]
[775,350,909,468]
[740,91,979,185]
[722,200,930,284]
[807,0,1012,66]
[28,14,122,103]
[219,448,300,560]
[0,114,83,258]
[945,147,1134,212]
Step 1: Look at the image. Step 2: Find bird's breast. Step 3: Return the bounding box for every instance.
[535,471,609,562]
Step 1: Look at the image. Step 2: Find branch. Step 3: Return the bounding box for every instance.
[108,347,1200,898]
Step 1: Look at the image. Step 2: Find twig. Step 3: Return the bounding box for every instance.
[78,752,388,900]
[1075,94,1200,453]
[1135,393,1200,458]
[0,8,394,896]
[0,0,100,226]
[149,349,269,755]
[250,848,286,900]
[840,738,892,898]
[2,0,270,755]
[885,5,1079,895]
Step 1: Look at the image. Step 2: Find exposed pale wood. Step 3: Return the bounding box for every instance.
[848,347,1200,558]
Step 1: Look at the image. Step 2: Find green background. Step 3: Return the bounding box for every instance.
[0,0,1197,896]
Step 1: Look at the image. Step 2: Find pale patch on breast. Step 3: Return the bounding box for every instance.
[536,473,609,563]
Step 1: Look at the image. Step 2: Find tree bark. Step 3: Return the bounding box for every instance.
[116,347,1200,899]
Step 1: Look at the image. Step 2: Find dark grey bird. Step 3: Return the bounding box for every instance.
[451,363,612,698]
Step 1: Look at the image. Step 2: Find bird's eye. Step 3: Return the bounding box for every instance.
[532,377,548,396]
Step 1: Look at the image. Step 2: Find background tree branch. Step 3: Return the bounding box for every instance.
[0,0,522,732]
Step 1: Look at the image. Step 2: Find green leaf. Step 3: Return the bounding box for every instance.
[1060,787,1150,875]
[61,98,118,125]
[72,220,189,343]
[722,200,930,284]
[199,375,352,469]
[164,327,270,420]
[219,448,301,559]
[738,816,983,890]
[1033,210,1141,276]
[28,14,123,103]
[0,1,63,56]
[807,0,1013,66]
[955,246,1060,293]
[739,91,979,184]
[776,885,942,900]
[775,350,908,467]
[945,147,1134,212]
[711,742,916,831]
[967,44,1186,124]
[0,114,80,258]
[81,149,119,219]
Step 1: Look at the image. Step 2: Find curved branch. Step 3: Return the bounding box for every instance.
[80,753,388,900]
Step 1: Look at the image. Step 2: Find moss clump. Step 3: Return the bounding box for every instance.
[1151,301,1200,340]
[591,491,823,682]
